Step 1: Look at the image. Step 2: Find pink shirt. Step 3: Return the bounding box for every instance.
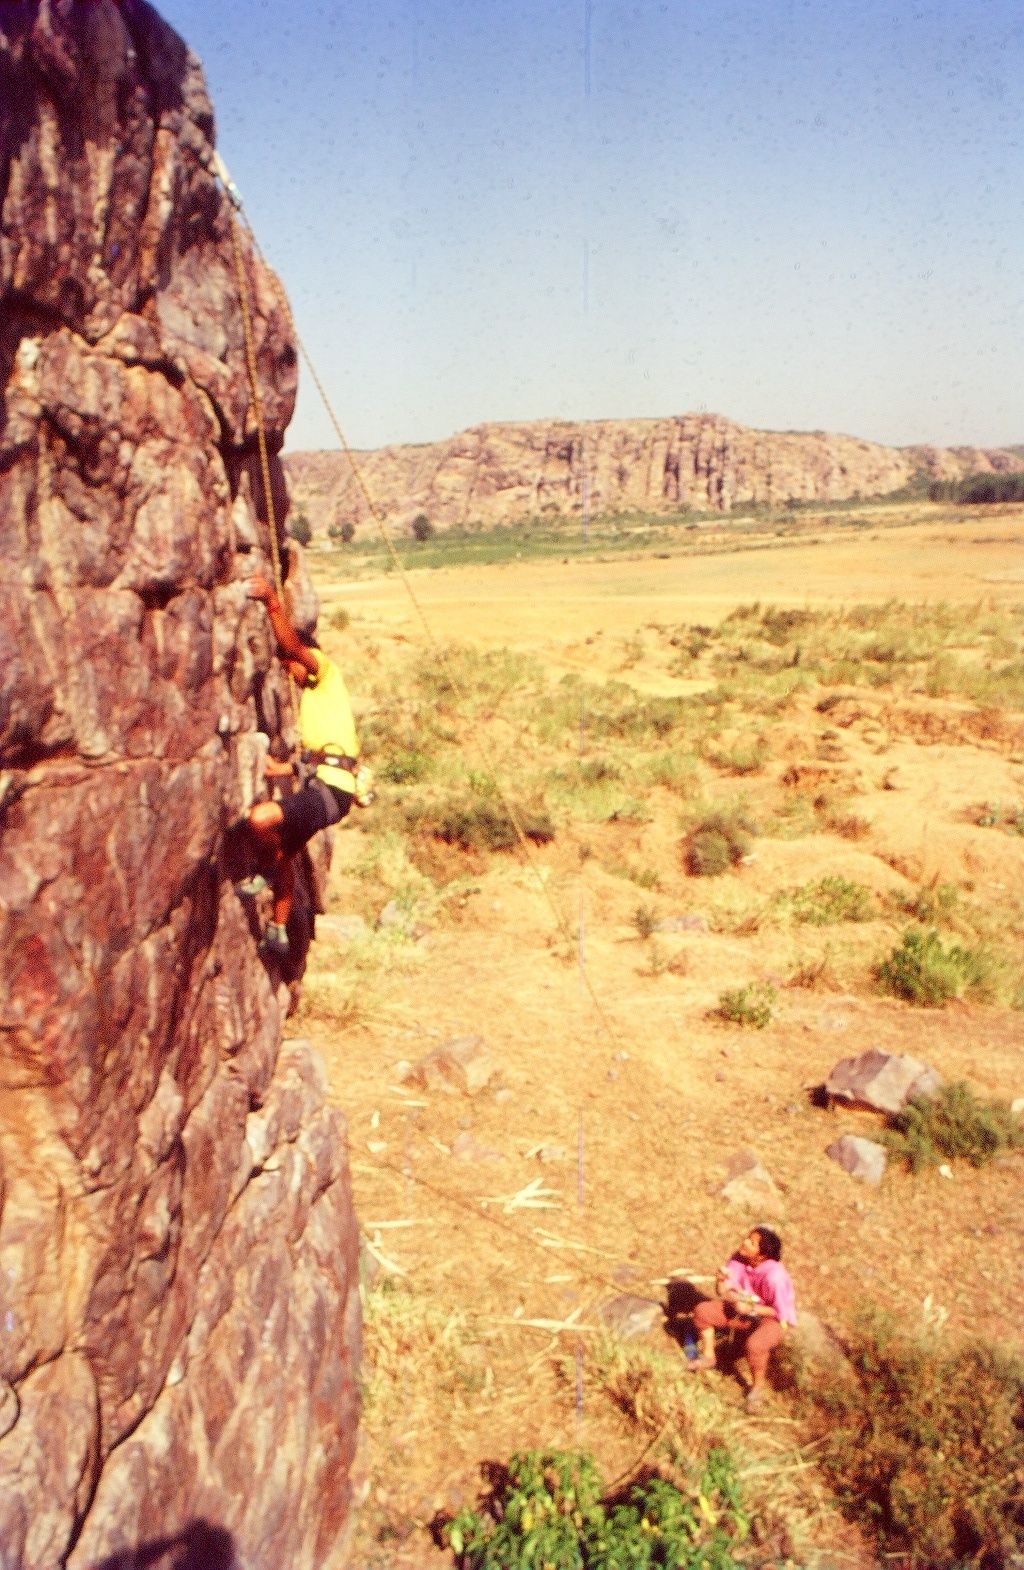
[724,1257,798,1326]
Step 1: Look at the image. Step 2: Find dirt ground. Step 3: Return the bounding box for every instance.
[299,515,1024,1569]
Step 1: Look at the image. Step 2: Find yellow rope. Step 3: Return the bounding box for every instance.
[229,212,283,595]
[228,209,299,732]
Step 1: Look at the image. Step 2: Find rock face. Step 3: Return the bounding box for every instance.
[284,415,1024,536]
[0,7,359,1568]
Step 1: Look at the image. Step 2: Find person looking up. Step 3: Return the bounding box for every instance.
[688,1225,797,1412]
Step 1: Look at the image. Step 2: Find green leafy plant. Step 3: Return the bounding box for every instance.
[684,809,755,877]
[876,927,993,1007]
[632,903,658,941]
[787,875,874,926]
[377,747,433,785]
[884,1080,1024,1171]
[715,980,776,1029]
[442,1447,748,1569]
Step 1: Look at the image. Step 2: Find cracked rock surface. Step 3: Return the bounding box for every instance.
[0,5,359,1566]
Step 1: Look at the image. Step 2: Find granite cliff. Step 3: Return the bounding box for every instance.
[285,414,1023,537]
[0,4,359,1566]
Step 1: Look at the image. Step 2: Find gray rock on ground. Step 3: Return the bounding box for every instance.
[599,1294,664,1338]
[719,1149,786,1217]
[827,1134,888,1185]
[401,1035,498,1095]
[824,1049,942,1114]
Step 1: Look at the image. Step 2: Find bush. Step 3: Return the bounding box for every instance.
[877,926,989,1006]
[378,748,433,785]
[411,512,435,542]
[715,981,776,1029]
[788,875,875,926]
[430,797,555,853]
[929,470,1024,504]
[442,1446,749,1569]
[884,1080,1024,1171]
[798,1311,1024,1565]
[684,809,754,876]
[287,510,312,546]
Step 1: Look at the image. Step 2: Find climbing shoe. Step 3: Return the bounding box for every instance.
[235,873,270,898]
[259,922,290,960]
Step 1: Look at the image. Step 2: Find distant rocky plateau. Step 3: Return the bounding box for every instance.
[284,414,1023,536]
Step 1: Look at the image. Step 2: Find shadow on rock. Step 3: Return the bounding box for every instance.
[91,1518,237,1570]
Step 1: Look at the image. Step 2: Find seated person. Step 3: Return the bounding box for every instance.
[688,1225,797,1411]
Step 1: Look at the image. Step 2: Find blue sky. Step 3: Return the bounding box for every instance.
[157,0,1024,453]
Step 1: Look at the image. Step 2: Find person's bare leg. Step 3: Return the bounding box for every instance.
[271,854,294,928]
[249,801,285,862]
[744,1319,783,1391]
[691,1299,730,1369]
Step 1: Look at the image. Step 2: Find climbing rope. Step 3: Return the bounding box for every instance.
[227,203,301,739]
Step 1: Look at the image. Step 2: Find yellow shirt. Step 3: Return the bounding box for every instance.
[299,650,359,792]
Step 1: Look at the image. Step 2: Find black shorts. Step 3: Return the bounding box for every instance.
[279,778,353,858]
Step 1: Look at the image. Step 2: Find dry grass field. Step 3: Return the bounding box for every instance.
[296,507,1024,1569]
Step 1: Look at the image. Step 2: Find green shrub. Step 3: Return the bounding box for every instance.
[798,1310,1024,1565]
[701,734,770,776]
[787,875,875,926]
[684,809,754,876]
[632,903,658,941]
[715,980,776,1029]
[884,1080,1024,1171]
[877,927,991,1006]
[442,1446,749,1569]
[430,797,555,853]
[287,510,312,546]
[378,748,433,785]
[929,470,1024,504]
[901,880,959,923]
[328,604,351,631]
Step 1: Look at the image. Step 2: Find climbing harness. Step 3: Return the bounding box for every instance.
[302,747,375,806]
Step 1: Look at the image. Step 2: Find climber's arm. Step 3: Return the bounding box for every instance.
[247,574,318,677]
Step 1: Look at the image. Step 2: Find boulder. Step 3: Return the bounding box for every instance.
[824,1049,943,1114]
[827,1135,888,1185]
[789,1310,852,1375]
[599,1294,664,1338]
[402,1035,499,1095]
[0,7,359,1566]
[719,1149,786,1217]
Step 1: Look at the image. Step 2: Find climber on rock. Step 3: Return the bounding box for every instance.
[235,572,361,961]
